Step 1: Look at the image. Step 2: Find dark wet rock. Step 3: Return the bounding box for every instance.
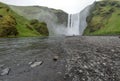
[53,56,59,61]
[1,68,10,76]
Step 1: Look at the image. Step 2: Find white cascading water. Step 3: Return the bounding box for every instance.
[67,13,80,36]
[66,4,93,36]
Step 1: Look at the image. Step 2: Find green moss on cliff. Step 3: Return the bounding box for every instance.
[0,2,49,37]
[84,0,120,35]
[0,15,18,37]
[30,19,49,36]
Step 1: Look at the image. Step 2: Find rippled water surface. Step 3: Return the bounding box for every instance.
[0,36,120,81]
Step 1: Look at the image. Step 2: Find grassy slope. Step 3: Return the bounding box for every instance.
[0,2,40,37]
[9,5,68,25]
[84,0,120,35]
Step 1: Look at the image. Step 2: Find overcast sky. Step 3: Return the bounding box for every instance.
[0,0,100,14]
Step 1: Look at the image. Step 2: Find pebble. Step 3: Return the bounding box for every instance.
[53,56,59,61]
[103,63,106,65]
[30,61,43,68]
[57,72,62,74]
[84,65,88,69]
[79,70,83,73]
[28,62,33,65]
[0,64,5,68]
[1,68,10,76]
[17,64,20,66]
[111,49,115,52]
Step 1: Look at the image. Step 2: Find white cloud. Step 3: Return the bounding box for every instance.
[0,0,100,14]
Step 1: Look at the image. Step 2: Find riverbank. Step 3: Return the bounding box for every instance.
[0,36,120,81]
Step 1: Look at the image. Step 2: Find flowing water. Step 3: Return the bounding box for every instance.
[0,37,67,81]
[0,36,120,81]
[67,13,80,36]
[66,4,92,36]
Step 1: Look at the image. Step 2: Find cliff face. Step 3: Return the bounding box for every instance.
[0,2,49,37]
[79,4,94,35]
[9,6,68,35]
[84,0,120,35]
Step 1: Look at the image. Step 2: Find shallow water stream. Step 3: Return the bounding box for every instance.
[0,36,120,81]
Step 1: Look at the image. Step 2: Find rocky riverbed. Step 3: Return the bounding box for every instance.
[0,36,120,81]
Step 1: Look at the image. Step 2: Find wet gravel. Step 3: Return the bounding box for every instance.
[63,36,120,81]
[0,36,120,81]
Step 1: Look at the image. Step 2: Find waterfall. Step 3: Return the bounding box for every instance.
[67,13,80,36]
[66,4,93,36]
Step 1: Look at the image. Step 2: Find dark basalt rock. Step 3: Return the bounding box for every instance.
[53,56,59,61]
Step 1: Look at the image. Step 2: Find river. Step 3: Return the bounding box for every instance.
[0,36,120,81]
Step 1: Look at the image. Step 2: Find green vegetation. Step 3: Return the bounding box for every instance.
[0,2,49,37]
[0,15,18,37]
[30,19,49,36]
[84,0,120,35]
